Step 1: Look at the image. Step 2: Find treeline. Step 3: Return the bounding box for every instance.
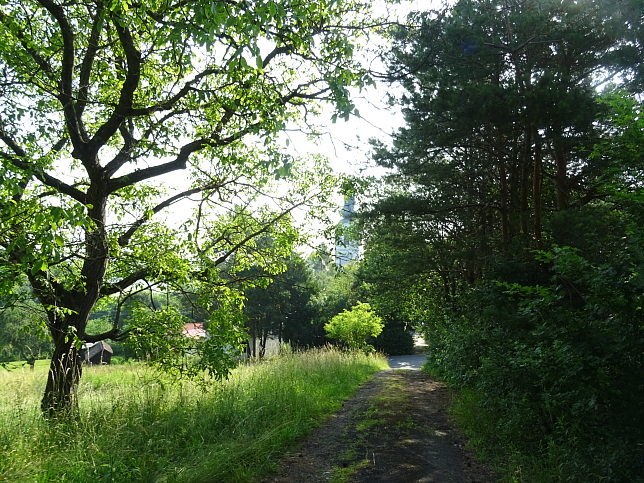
[1,247,414,364]
[359,0,643,481]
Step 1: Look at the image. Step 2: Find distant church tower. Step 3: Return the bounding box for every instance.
[336,196,359,268]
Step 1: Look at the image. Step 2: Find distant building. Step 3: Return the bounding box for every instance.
[336,196,359,267]
[183,322,207,338]
[80,341,113,365]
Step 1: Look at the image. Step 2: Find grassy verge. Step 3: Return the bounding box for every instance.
[449,388,565,482]
[0,348,388,482]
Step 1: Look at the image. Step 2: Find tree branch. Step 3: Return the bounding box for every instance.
[87,15,141,163]
[103,109,189,177]
[100,268,149,297]
[127,67,223,117]
[213,201,306,267]
[0,123,86,204]
[77,3,105,117]
[106,115,265,193]
[117,179,227,247]
[36,0,89,152]
[106,140,204,192]
[0,10,55,82]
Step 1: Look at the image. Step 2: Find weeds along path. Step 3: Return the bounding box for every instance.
[265,369,500,482]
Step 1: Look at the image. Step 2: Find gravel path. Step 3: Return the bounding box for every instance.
[266,342,500,482]
[387,353,427,370]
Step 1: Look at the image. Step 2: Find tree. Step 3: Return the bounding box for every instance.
[0,300,52,367]
[361,1,644,478]
[0,0,379,417]
[324,301,383,351]
[242,250,318,357]
[364,0,644,319]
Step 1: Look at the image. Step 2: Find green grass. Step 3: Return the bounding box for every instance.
[0,347,388,482]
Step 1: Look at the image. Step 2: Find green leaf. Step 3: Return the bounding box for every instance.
[31,260,48,275]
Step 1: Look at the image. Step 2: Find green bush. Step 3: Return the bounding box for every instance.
[324,302,384,351]
[427,247,644,481]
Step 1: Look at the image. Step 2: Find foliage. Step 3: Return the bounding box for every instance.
[372,318,414,356]
[0,308,52,364]
[362,0,644,480]
[0,0,379,415]
[242,251,319,355]
[0,348,388,482]
[325,302,383,351]
[589,90,644,205]
[0,284,52,363]
[313,261,364,328]
[123,304,232,381]
[433,246,644,480]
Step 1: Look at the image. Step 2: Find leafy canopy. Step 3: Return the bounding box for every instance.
[0,0,384,415]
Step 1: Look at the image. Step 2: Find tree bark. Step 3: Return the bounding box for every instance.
[520,128,532,241]
[41,338,82,419]
[532,126,544,250]
[553,144,569,210]
[499,159,510,247]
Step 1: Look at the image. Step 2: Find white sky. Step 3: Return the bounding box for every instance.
[144,0,436,247]
[283,0,433,178]
[249,0,442,248]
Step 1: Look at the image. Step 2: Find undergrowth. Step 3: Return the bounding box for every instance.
[0,347,388,482]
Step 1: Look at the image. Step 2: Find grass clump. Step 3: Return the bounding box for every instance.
[0,347,388,482]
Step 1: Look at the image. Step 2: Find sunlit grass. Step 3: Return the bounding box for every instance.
[0,347,388,482]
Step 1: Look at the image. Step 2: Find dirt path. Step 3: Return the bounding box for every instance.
[265,368,500,482]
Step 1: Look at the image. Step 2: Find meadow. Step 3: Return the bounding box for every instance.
[0,348,388,482]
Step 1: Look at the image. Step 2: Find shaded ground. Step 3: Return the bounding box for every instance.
[265,352,500,483]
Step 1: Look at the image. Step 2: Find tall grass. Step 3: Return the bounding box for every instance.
[0,347,388,482]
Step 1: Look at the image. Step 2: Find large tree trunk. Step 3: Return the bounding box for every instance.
[520,127,533,241]
[259,328,268,359]
[553,144,569,210]
[41,338,82,419]
[37,219,107,418]
[499,159,510,247]
[532,126,544,250]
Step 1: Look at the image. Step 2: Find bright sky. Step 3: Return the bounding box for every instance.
[284,0,433,178]
[251,0,437,254]
[150,0,437,247]
[281,89,400,177]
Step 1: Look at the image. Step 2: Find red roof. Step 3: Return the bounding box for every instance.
[183,322,207,338]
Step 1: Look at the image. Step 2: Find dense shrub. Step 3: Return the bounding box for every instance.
[324,302,384,351]
[373,319,415,355]
[426,247,644,481]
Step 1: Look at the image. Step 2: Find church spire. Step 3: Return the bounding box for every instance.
[336,195,359,267]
